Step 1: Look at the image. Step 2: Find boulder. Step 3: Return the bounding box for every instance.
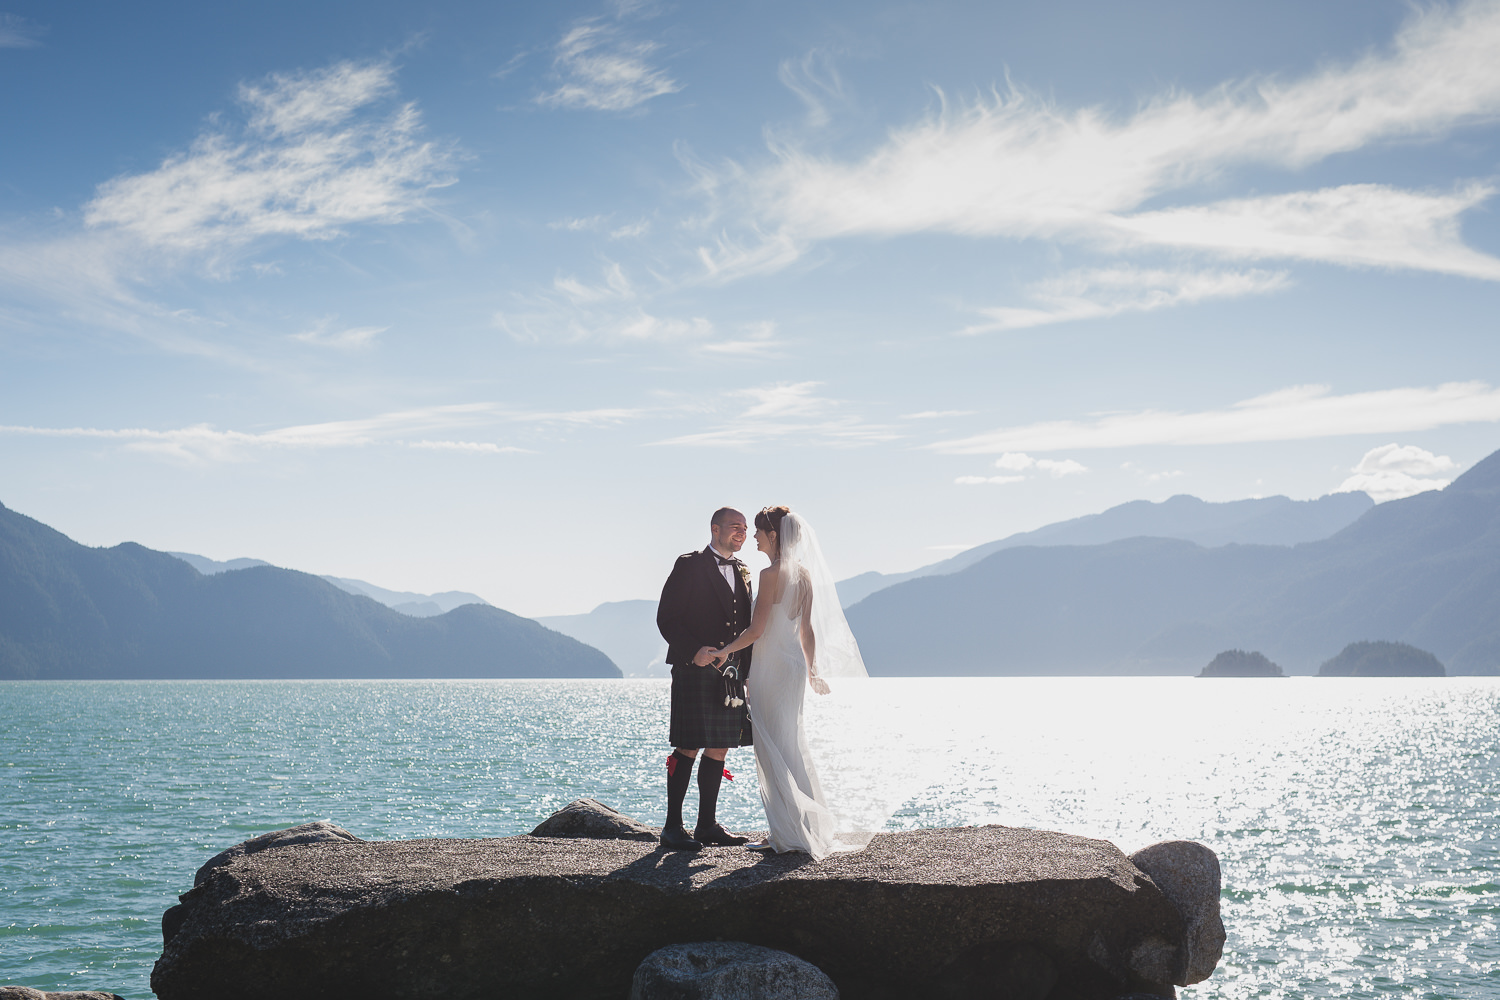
[0,990,126,1000]
[193,819,364,886]
[630,941,838,1000]
[1128,841,1224,985]
[152,819,1206,1000]
[531,797,659,841]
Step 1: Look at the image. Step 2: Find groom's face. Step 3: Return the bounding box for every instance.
[712,514,748,554]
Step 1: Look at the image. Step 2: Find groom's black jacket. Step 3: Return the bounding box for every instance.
[657,547,753,673]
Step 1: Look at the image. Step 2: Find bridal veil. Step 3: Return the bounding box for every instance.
[768,512,919,851]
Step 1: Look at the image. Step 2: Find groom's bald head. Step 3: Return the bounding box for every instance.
[710,507,747,554]
[711,507,744,527]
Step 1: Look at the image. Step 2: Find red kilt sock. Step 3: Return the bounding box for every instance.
[665,750,696,828]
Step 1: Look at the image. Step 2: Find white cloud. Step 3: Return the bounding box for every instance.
[0,12,43,47]
[740,381,827,418]
[609,219,651,239]
[695,226,803,284]
[1037,458,1087,477]
[83,60,455,255]
[293,320,388,349]
[1108,183,1500,278]
[550,215,610,231]
[903,410,976,420]
[963,267,1291,333]
[0,402,644,463]
[537,19,680,111]
[1123,461,1186,482]
[933,381,1500,454]
[956,474,1027,485]
[778,49,848,129]
[409,440,530,454]
[960,451,1087,483]
[697,321,784,358]
[1336,443,1459,502]
[733,0,1500,280]
[554,261,635,303]
[654,382,897,448]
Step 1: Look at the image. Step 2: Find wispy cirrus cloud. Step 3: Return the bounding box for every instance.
[713,0,1500,296]
[962,266,1290,333]
[537,10,680,112]
[0,401,646,463]
[292,318,388,350]
[83,60,456,257]
[0,12,43,47]
[654,381,898,448]
[1106,183,1500,278]
[932,381,1500,454]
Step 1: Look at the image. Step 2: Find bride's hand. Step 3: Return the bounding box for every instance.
[809,674,830,695]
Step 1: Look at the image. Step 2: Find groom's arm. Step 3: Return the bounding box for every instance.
[657,555,712,660]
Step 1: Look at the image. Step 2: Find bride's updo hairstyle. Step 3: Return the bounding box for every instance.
[755,505,790,536]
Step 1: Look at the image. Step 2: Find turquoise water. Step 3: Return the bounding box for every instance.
[2,677,1497,998]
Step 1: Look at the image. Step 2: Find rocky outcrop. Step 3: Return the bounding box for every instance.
[530,797,658,841]
[193,820,365,885]
[151,813,1216,1000]
[631,942,838,1000]
[0,990,126,1000]
[1127,842,1224,985]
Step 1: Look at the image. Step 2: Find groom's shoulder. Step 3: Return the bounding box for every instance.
[673,549,705,566]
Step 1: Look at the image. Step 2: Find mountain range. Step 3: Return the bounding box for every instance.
[536,600,668,679]
[168,552,488,618]
[845,450,1500,676]
[0,503,619,680]
[835,490,1373,605]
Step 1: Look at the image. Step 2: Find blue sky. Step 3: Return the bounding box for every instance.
[2,0,1498,616]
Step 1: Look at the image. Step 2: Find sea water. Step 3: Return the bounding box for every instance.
[1,677,1497,998]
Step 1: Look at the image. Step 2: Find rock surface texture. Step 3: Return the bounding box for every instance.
[1128,841,1225,985]
[152,820,1210,1000]
[0,990,126,1000]
[530,797,658,841]
[630,942,838,1000]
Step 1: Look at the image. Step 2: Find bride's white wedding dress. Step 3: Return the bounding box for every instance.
[749,576,844,858]
[745,512,881,861]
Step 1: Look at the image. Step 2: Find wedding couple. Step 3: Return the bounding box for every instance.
[656,505,868,860]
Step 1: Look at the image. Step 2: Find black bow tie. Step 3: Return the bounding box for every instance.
[716,556,738,567]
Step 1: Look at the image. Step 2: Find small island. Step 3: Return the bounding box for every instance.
[1318,640,1446,677]
[1198,649,1284,677]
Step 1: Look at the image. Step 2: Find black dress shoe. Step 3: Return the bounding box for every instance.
[660,822,702,851]
[694,823,749,846]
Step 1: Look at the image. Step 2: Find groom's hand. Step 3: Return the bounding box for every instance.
[693,646,720,667]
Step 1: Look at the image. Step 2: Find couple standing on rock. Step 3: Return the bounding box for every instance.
[656,506,871,859]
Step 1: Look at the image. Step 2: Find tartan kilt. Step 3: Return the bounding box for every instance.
[668,661,753,748]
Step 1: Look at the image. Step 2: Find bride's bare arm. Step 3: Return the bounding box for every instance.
[798,572,830,694]
[715,567,777,660]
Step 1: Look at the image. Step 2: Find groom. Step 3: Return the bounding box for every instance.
[655,506,754,851]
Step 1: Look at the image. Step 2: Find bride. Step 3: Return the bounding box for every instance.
[711,506,871,860]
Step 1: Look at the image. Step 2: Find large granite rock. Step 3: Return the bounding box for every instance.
[630,942,838,1000]
[152,821,1204,1000]
[194,820,364,885]
[1128,841,1224,985]
[531,797,658,841]
[0,990,126,1000]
